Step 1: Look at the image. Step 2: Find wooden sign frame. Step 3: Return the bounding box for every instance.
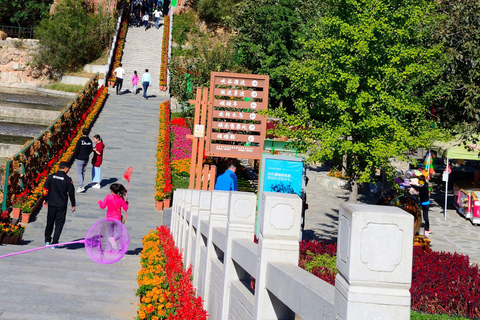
[205,72,269,160]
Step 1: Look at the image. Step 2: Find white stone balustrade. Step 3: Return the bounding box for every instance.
[170,189,413,320]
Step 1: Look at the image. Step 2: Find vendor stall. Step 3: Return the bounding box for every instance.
[453,181,480,224]
[432,137,480,220]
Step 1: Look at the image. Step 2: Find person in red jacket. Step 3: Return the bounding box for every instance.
[91,134,105,189]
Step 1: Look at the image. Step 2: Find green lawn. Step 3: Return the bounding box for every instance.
[44,83,84,93]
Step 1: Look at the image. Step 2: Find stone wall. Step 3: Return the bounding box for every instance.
[0,39,56,86]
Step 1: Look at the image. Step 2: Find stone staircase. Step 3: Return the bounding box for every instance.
[117,19,164,94]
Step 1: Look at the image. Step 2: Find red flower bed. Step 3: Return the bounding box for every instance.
[155,100,172,201]
[136,226,208,319]
[299,240,480,318]
[159,15,170,90]
[108,17,129,82]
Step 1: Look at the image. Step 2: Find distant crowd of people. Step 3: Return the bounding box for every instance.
[133,0,171,30]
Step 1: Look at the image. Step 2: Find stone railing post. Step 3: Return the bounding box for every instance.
[171,189,181,241]
[254,192,302,319]
[185,189,200,267]
[174,189,186,244]
[202,190,230,308]
[193,190,212,291]
[334,203,413,320]
[179,189,192,253]
[220,191,257,319]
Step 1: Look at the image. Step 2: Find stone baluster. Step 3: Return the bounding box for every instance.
[220,191,257,319]
[254,192,302,319]
[334,203,413,320]
[185,189,200,267]
[202,190,230,307]
[193,190,212,291]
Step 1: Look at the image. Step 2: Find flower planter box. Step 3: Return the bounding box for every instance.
[155,201,163,211]
[1,233,22,245]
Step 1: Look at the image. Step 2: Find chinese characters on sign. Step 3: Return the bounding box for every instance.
[206,72,269,159]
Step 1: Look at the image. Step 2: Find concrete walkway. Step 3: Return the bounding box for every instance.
[0,22,167,319]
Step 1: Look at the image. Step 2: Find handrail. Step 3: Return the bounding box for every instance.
[105,1,126,82]
[1,73,99,211]
[0,25,34,39]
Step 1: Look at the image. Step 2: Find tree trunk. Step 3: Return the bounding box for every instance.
[381,170,387,195]
[349,179,358,203]
[342,154,347,179]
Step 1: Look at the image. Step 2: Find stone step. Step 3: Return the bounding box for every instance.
[0,105,58,126]
[117,23,164,90]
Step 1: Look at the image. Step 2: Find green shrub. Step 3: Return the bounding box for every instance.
[34,0,115,72]
[172,10,199,45]
[303,251,337,276]
[197,0,241,25]
[410,310,470,320]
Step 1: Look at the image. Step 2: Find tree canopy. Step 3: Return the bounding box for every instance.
[274,0,447,200]
[34,0,114,72]
[431,0,480,136]
[0,0,53,28]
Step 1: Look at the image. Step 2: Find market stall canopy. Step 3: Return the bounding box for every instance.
[431,136,480,160]
[431,135,480,221]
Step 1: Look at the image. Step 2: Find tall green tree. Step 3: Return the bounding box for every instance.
[431,0,480,136]
[231,0,320,110]
[34,0,114,72]
[275,0,447,201]
[0,0,53,28]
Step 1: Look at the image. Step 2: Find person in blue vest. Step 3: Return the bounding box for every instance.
[214,163,238,191]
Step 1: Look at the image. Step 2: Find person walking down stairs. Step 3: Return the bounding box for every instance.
[142,69,152,99]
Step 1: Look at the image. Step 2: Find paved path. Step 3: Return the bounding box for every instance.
[302,165,480,266]
[118,18,164,95]
[0,22,168,319]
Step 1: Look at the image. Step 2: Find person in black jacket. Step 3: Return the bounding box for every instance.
[412,175,431,236]
[42,161,76,248]
[73,129,93,193]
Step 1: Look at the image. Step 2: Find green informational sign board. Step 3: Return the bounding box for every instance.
[255,154,306,236]
[171,0,177,7]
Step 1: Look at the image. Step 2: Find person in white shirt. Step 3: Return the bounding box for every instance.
[142,69,152,99]
[113,63,126,95]
[154,8,162,29]
[142,13,149,30]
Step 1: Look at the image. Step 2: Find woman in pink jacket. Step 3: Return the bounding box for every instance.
[132,70,139,95]
[98,183,129,249]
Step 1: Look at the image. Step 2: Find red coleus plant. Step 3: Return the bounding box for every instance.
[299,240,480,318]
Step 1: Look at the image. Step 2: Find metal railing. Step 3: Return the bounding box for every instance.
[1,74,99,211]
[0,25,34,39]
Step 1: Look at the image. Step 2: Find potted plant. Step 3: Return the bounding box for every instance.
[155,194,163,211]
[11,202,22,219]
[21,202,33,224]
[9,223,25,244]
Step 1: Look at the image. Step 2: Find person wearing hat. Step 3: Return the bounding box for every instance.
[42,161,76,249]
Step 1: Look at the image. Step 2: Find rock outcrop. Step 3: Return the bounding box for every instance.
[0,39,57,86]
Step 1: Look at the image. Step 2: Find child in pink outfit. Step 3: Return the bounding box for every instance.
[98,183,129,250]
[98,183,129,221]
[132,70,139,95]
